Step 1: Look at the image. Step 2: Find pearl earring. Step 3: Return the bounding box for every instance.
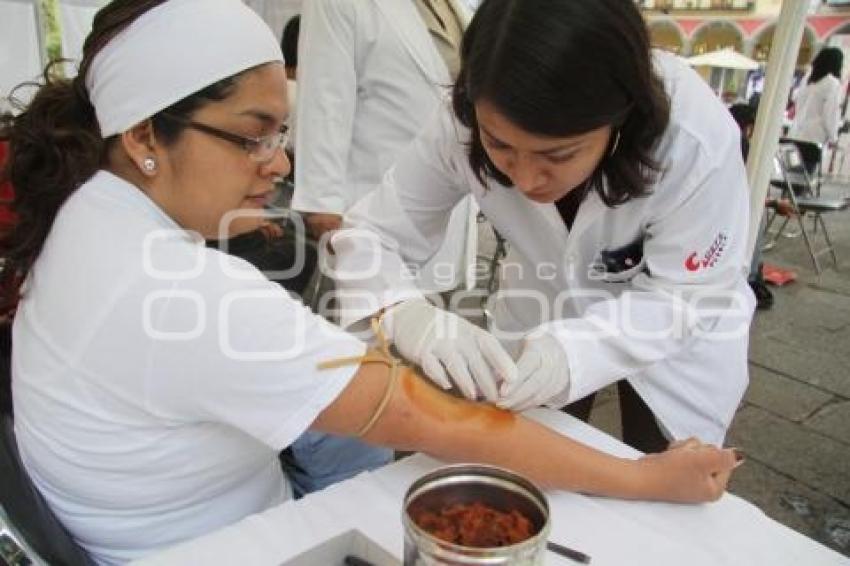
[143,157,157,172]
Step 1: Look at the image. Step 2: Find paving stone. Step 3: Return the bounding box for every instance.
[806,401,850,446]
[744,364,835,422]
[727,406,850,506]
[728,458,850,557]
[749,337,850,398]
[749,287,850,356]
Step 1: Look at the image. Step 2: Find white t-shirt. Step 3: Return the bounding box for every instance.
[11,171,365,565]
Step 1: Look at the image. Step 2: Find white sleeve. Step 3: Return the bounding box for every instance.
[331,105,472,326]
[824,79,842,144]
[291,0,358,215]
[538,134,754,404]
[145,254,367,451]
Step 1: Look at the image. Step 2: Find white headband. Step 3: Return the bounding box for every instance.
[86,0,283,137]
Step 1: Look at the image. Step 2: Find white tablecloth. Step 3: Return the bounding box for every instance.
[135,409,848,566]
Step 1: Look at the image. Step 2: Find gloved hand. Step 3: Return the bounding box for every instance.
[497,332,570,411]
[381,299,517,401]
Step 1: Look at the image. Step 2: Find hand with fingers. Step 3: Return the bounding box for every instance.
[639,438,744,503]
[381,299,517,401]
[498,332,570,411]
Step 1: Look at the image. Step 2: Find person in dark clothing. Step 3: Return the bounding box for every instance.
[729,102,773,310]
[729,103,756,162]
[206,218,316,297]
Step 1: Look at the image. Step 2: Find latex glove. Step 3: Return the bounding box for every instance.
[497,332,570,411]
[381,299,517,401]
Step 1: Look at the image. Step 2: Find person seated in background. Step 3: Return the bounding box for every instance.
[1,1,739,563]
[729,102,773,310]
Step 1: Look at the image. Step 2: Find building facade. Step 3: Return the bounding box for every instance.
[639,0,850,99]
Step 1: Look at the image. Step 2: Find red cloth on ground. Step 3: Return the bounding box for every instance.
[762,262,797,286]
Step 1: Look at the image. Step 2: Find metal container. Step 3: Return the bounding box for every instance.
[402,464,550,565]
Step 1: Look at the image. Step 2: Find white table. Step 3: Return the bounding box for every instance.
[136,409,848,566]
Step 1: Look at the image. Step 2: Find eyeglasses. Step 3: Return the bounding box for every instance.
[160,113,289,164]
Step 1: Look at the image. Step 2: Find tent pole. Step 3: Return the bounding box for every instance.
[744,0,808,260]
[33,0,49,69]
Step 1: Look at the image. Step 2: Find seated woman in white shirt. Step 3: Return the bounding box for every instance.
[0,1,738,563]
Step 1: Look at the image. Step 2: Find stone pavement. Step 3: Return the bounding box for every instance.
[470,176,850,556]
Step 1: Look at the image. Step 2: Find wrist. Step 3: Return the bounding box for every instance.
[621,457,652,500]
[532,332,572,408]
[380,298,430,339]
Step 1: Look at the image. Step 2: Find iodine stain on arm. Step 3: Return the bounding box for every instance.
[401,369,516,430]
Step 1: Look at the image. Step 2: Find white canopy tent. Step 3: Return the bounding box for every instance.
[688,47,761,70]
[687,47,761,97]
[745,1,810,258]
[0,0,45,105]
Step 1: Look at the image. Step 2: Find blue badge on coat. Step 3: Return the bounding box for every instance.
[589,237,646,282]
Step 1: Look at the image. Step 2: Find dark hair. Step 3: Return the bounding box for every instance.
[728,103,756,131]
[452,0,670,207]
[808,47,843,84]
[0,0,239,314]
[281,15,301,68]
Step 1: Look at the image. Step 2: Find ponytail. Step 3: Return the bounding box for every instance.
[0,0,169,314]
[0,66,103,312]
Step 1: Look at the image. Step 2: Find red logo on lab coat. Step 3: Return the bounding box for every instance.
[685,233,728,272]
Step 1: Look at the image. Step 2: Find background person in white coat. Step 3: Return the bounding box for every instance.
[333,0,756,453]
[789,47,844,175]
[293,0,476,292]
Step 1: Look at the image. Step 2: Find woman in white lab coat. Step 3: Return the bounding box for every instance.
[789,47,844,173]
[293,0,476,292]
[1,1,738,561]
[333,0,755,451]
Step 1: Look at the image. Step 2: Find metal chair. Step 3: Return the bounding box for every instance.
[0,325,93,566]
[0,434,93,565]
[779,137,823,195]
[765,143,849,274]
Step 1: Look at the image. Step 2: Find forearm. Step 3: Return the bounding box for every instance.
[365,370,648,500]
[315,363,729,503]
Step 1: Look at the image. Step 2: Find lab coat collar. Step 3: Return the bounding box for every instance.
[490,185,608,266]
[566,189,606,248]
[448,0,473,27]
[373,0,452,86]
[421,0,471,46]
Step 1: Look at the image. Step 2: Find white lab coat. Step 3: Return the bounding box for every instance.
[789,75,843,145]
[335,52,755,444]
[293,0,476,291]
